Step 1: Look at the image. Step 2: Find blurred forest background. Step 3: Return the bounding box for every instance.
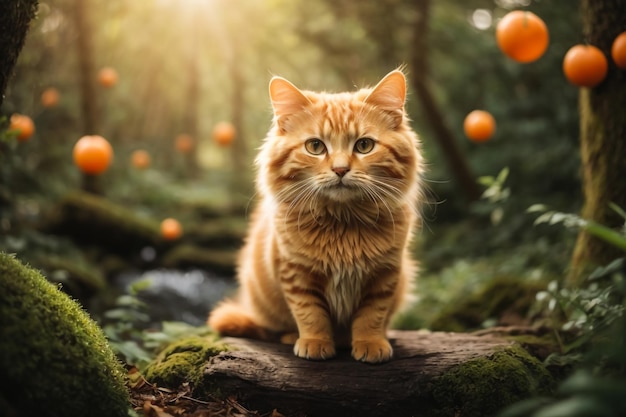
[4,0,626,414]
[0,0,615,332]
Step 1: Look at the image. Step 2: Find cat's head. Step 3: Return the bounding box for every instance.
[257,70,423,216]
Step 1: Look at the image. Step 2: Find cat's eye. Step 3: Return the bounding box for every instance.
[354,137,375,154]
[304,138,327,155]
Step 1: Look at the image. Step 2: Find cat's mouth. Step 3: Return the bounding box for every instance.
[321,178,360,201]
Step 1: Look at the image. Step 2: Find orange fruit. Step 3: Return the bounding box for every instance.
[131,149,151,170]
[611,31,626,69]
[98,67,118,88]
[73,135,114,175]
[563,44,608,87]
[212,121,236,147]
[463,110,496,143]
[175,133,194,153]
[9,114,35,142]
[161,218,183,240]
[41,87,60,108]
[496,11,549,63]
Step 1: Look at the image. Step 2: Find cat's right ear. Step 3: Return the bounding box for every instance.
[269,77,311,129]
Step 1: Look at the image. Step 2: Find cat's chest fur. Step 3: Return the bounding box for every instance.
[276,206,408,324]
[279,207,404,269]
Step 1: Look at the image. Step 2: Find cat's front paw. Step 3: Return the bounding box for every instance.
[294,337,336,360]
[352,338,393,363]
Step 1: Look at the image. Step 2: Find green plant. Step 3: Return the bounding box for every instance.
[498,205,626,417]
[477,167,511,226]
[102,280,213,370]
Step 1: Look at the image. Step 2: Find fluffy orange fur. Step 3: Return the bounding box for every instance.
[208,70,424,363]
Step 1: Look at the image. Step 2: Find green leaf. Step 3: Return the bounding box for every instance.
[583,221,626,251]
[527,204,549,213]
[478,175,495,187]
[609,202,626,222]
[496,166,510,183]
[588,258,625,281]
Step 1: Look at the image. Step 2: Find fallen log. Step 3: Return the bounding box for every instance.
[199,330,554,417]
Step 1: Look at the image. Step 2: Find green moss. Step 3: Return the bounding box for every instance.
[0,252,129,417]
[430,276,546,332]
[431,345,554,417]
[144,336,228,392]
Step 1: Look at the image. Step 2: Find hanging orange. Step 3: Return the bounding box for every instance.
[212,121,236,147]
[73,135,114,175]
[9,114,35,142]
[41,87,60,108]
[98,67,118,88]
[131,149,151,170]
[563,44,608,87]
[463,110,496,143]
[496,11,549,63]
[175,133,194,153]
[611,31,626,69]
[161,218,183,240]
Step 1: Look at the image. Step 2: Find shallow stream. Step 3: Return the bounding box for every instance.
[113,269,236,326]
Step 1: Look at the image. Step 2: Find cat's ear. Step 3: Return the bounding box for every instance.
[269,77,311,127]
[365,70,406,127]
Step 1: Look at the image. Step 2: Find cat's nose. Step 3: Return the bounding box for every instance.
[332,167,350,177]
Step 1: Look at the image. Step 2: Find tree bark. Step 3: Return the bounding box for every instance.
[410,0,481,203]
[74,0,98,135]
[203,331,550,417]
[0,0,38,108]
[569,0,626,285]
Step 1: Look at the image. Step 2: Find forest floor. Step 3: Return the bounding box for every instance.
[129,375,282,417]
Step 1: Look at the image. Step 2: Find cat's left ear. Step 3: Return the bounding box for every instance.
[269,76,311,131]
[365,70,406,128]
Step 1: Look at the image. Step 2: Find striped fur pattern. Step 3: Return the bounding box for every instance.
[208,70,424,363]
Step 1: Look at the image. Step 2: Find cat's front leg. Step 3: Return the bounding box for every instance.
[351,278,398,363]
[281,266,336,360]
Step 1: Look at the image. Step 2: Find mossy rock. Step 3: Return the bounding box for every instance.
[430,276,546,332]
[431,345,554,417]
[0,252,129,417]
[144,335,227,394]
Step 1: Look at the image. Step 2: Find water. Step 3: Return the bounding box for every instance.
[114,269,236,326]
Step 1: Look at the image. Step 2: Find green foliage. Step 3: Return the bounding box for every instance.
[530,203,626,251]
[102,281,214,371]
[499,207,626,417]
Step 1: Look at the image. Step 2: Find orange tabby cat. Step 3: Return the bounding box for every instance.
[208,69,424,363]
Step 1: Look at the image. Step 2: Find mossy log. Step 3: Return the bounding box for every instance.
[146,331,553,417]
[42,191,162,254]
[41,191,241,272]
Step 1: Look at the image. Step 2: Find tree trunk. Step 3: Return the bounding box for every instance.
[201,331,552,417]
[569,0,626,285]
[74,0,98,134]
[181,11,201,177]
[410,0,481,203]
[0,0,38,108]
